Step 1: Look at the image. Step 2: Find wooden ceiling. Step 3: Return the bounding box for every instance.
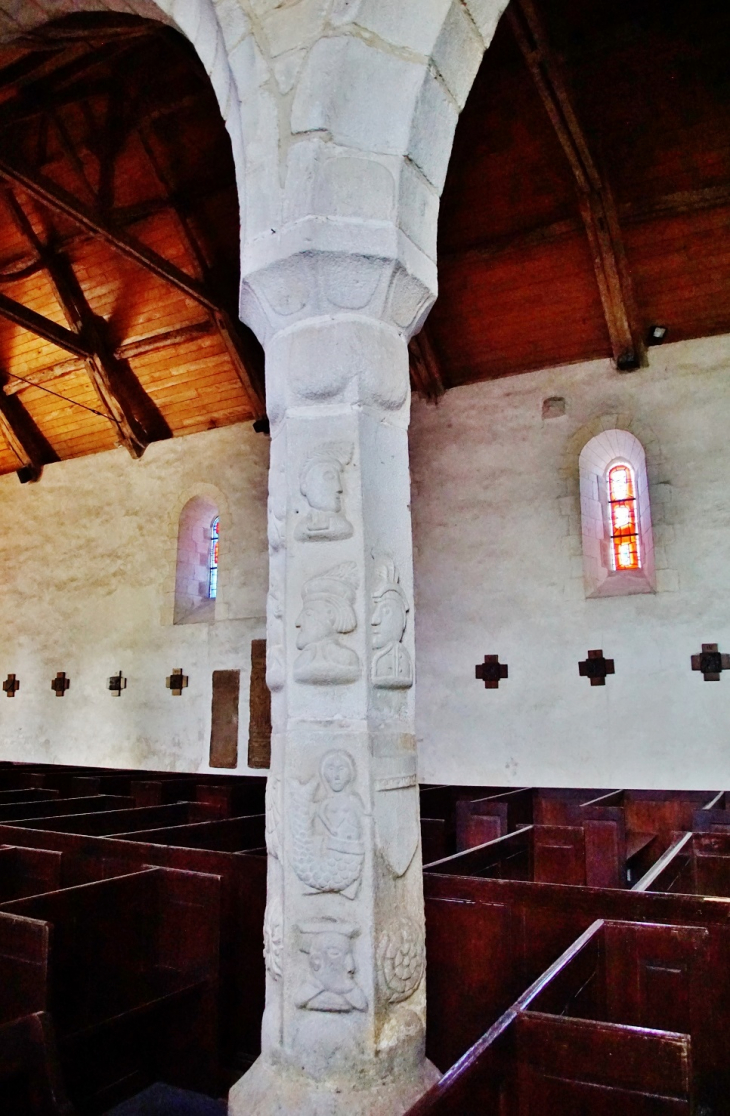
[0,1,728,476]
[0,12,264,481]
[428,0,730,390]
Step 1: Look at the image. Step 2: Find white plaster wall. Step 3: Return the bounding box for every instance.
[410,333,730,790]
[0,423,268,773]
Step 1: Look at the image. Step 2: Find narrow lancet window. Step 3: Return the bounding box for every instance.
[607,464,640,570]
[209,516,220,599]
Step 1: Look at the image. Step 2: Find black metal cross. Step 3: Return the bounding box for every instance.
[3,674,19,698]
[108,671,127,696]
[578,649,615,687]
[166,668,188,696]
[51,671,70,697]
[691,643,730,682]
[475,654,509,689]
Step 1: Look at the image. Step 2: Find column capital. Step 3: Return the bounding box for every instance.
[240,233,437,351]
[239,142,440,349]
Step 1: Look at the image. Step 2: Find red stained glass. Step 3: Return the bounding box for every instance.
[209,516,220,599]
[608,465,640,570]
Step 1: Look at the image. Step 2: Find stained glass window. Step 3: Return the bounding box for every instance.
[209,516,219,599]
[607,464,641,570]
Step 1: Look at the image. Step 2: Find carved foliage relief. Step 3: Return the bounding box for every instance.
[371,558,413,690]
[294,562,361,685]
[377,916,425,1004]
[290,749,365,898]
[264,896,283,981]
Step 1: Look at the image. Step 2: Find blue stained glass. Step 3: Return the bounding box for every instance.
[209,516,219,599]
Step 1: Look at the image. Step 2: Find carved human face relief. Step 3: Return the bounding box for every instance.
[302,459,343,514]
[296,602,336,649]
[297,921,368,1013]
[295,443,354,542]
[371,593,407,649]
[321,750,354,793]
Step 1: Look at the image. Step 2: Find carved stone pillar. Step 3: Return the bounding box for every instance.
[229,252,439,1113]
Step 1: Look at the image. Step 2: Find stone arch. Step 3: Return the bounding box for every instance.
[3,1,510,345]
[234,0,511,345]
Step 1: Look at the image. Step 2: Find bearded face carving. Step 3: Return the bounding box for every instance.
[296,920,367,1014]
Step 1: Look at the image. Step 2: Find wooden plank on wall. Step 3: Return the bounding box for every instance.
[247,639,271,770]
[209,668,240,770]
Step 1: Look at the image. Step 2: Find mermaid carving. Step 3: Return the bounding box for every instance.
[290,750,365,899]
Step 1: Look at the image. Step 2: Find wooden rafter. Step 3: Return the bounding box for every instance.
[136,123,266,419]
[0,155,266,417]
[3,320,216,395]
[0,373,59,482]
[1,187,168,457]
[0,156,213,307]
[0,290,92,358]
[40,253,153,458]
[409,326,446,402]
[508,0,645,371]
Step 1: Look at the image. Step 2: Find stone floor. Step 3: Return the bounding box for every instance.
[106,1083,226,1115]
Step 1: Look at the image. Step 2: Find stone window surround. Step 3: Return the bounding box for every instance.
[164,484,231,626]
[560,414,678,599]
[579,429,655,598]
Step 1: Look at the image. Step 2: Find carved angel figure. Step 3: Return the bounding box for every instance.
[295,442,353,542]
[293,562,361,685]
[371,558,413,689]
[290,750,365,898]
[296,920,367,1013]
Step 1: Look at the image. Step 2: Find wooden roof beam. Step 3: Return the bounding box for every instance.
[1,186,154,456]
[41,252,167,458]
[409,326,446,402]
[135,124,267,420]
[3,320,216,395]
[0,155,213,307]
[0,154,267,417]
[0,290,92,358]
[0,374,59,482]
[508,0,645,371]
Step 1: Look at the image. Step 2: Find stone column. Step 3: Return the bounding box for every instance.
[229,248,439,1113]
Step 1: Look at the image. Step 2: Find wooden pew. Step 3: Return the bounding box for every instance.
[0,796,133,824]
[0,789,60,805]
[455,788,532,851]
[638,830,730,899]
[0,846,63,900]
[407,919,698,1116]
[623,789,719,852]
[0,866,220,1112]
[428,823,634,888]
[0,822,266,1084]
[14,802,219,836]
[0,1011,74,1116]
[115,815,266,852]
[422,857,730,1105]
[533,788,618,826]
[420,786,504,860]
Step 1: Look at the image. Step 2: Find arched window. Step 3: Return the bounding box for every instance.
[174,496,219,624]
[579,429,655,597]
[209,516,220,599]
[607,463,640,571]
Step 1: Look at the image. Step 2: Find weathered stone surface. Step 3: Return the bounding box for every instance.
[291,37,424,156]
